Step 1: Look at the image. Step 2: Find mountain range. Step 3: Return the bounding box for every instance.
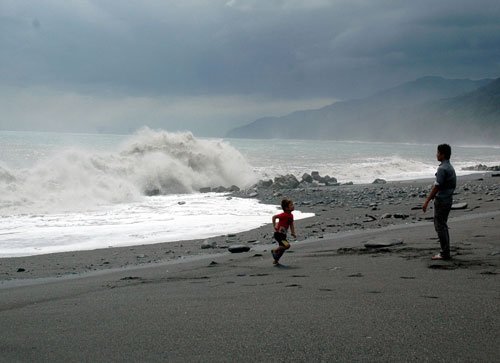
[226,76,500,144]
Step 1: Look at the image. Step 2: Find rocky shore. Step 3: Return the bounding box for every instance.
[1,171,499,362]
[1,171,499,281]
[462,163,500,172]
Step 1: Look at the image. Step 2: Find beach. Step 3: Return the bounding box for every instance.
[2,1,500,360]
[0,174,499,361]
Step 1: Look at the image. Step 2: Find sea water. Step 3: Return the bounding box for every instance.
[1,128,499,257]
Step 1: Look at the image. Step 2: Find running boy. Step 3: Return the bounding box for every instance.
[271,198,296,265]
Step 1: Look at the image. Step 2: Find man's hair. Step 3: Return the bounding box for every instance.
[438,144,452,159]
[281,198,293,211]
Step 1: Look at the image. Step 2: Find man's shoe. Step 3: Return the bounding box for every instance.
[431,253,451,261]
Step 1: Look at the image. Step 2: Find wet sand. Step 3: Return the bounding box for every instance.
[0,173,499,361]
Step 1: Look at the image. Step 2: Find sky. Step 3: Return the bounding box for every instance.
[1,0,499,136]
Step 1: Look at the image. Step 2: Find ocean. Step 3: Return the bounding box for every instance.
[1,128,499,257]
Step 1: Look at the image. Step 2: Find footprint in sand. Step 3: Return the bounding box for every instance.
[479,271,497,275]
[120,276,142,280]
[348,273,364,277]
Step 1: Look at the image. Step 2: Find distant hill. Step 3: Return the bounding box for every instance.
[226,77,499,144]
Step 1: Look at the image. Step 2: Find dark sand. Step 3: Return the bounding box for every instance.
[0,174,499,362]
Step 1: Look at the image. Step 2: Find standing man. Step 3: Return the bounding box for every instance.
[423,144,457,260]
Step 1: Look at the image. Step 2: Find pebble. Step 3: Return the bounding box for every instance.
[228,245,251,253]
[393,213,409,219]
[201,240,217,249]
[451,202,468,210]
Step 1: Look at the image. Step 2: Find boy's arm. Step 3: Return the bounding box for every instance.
[272,215,278,230]
[290,221,296,238]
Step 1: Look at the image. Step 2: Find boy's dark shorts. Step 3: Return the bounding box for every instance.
[274,232,290,248]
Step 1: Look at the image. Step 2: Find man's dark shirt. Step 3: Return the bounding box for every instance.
[434,159,456,200]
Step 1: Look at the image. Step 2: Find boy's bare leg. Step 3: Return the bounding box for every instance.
[272,243,290,264]
[272,247,283,264]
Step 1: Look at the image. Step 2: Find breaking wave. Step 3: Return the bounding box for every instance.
[0,128,257,214]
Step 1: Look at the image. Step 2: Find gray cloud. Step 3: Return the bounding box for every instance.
[0,0,499,134]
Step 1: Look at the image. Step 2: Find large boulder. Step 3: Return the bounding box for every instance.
[311,171,338,184]
[256,179,273,188]
[324,175,338,185]
[273,174,300,189]
[302,173,313,183]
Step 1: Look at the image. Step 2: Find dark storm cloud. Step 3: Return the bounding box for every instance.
[0,0,499,135]
[1,0,498,99]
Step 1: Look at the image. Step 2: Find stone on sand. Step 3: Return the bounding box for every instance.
[451,202,468,210]
[228,245,251,253]
[201,240,217,249]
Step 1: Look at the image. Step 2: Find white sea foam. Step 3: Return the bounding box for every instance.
[0,128,257,215]
[1,130,499,257]
[0,193,313,257]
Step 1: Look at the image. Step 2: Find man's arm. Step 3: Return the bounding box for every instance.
[422,185,439,213]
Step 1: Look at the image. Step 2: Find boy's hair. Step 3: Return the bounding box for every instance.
[281,198,293,211]
[437,144,452,160]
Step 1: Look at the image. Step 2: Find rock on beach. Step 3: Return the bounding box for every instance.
[228,245,251,253]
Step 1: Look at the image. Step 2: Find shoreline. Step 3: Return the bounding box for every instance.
[1,171,498,283]
[3,208,499,290]
[1,172,498,361]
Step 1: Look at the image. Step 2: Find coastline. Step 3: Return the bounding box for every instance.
[0,173,499,361]
[1,172,498,283]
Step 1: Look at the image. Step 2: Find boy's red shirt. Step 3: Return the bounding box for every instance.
[274,211,294,234]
